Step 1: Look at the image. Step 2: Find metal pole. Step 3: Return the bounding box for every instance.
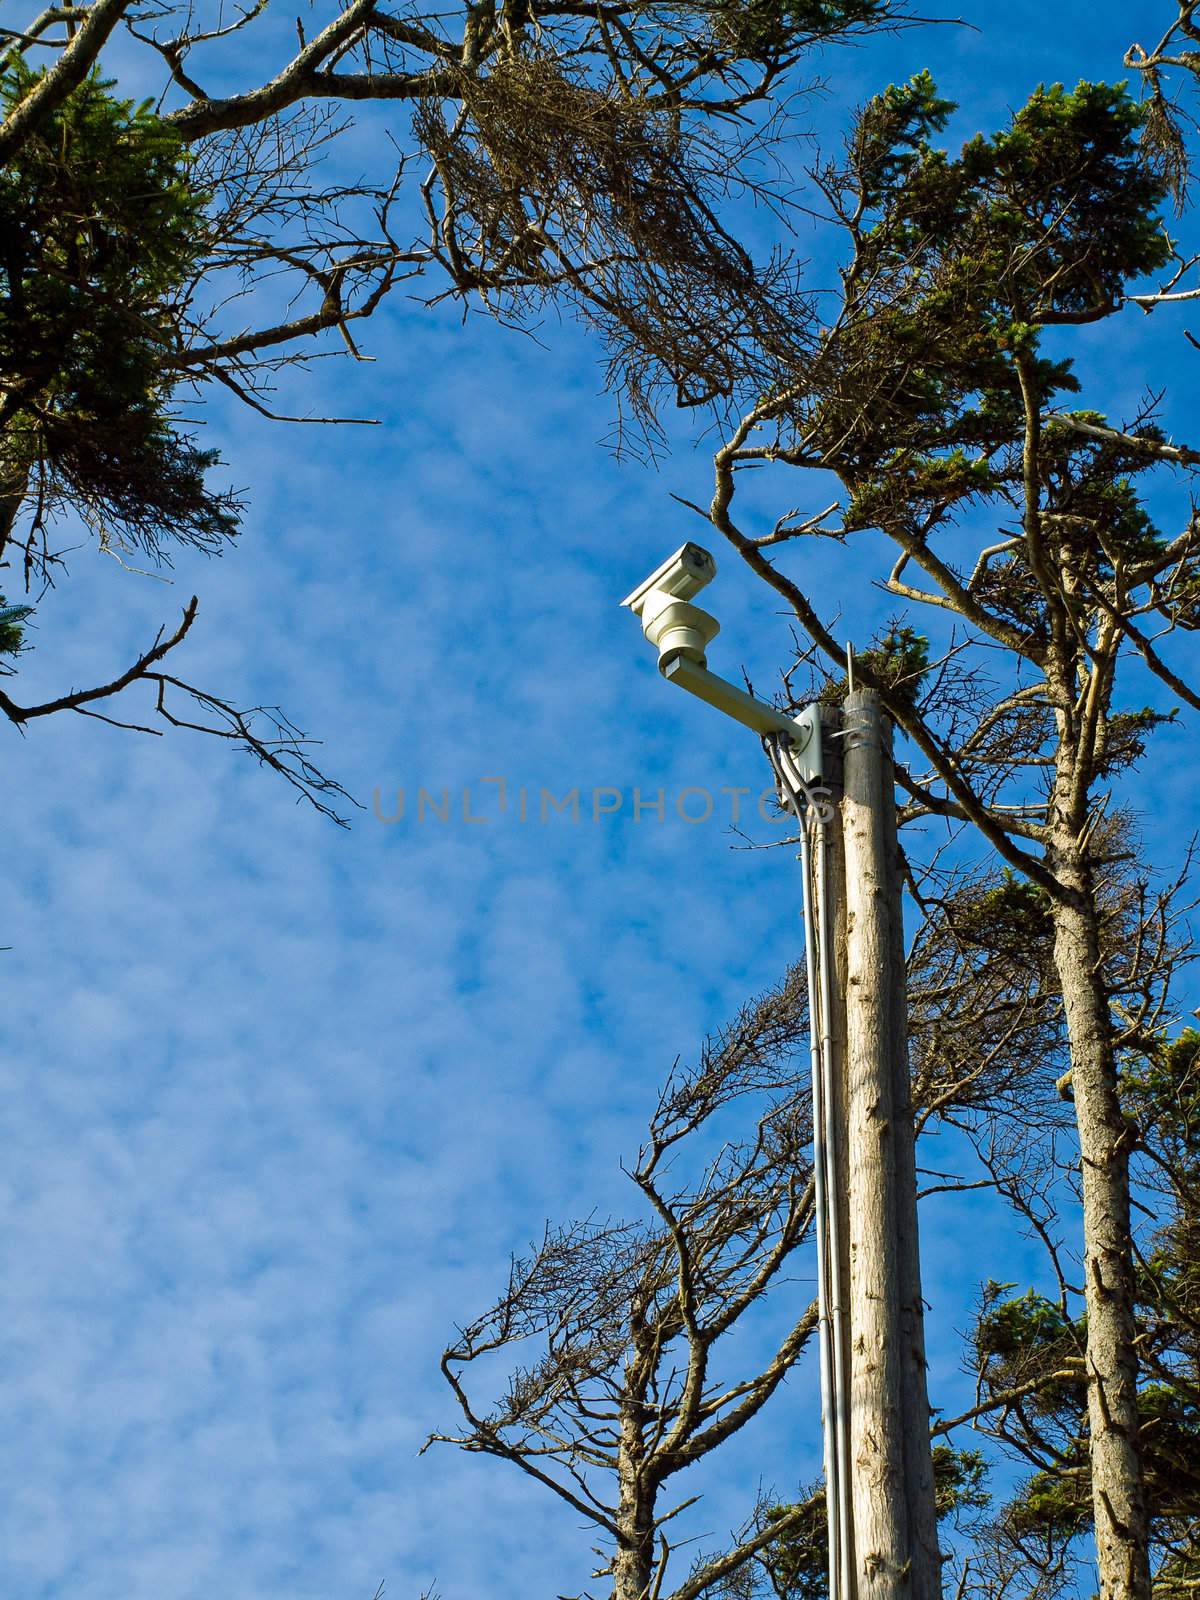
[779,735,855,1600]
[816,803,855,1599]
[797,806,842,1600]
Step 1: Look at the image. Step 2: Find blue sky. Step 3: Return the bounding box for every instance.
[2,6,1197,1598]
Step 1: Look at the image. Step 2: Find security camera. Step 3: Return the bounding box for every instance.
[620,539,821,776]
[622,542,720,669]
[621,542,716,617]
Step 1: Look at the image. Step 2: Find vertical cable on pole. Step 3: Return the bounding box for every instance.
[768,731,852,1600]
[813,786,853,1600]
[796,797,840,1600]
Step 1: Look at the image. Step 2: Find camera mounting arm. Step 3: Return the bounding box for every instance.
[663,656,822,781]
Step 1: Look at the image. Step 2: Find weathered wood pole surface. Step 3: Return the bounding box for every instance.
[839,689,941,1600]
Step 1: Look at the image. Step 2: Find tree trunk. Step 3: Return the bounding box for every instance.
[1050,844,1151,1600]
[614,1402,655,1600]
[0,462,29,565]
[841,691,941,1600]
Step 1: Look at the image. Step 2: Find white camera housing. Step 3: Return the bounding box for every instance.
[621,542,716,616]
[621,542,719,667]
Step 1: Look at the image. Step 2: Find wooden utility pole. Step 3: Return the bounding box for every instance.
[818,689,941,1600]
